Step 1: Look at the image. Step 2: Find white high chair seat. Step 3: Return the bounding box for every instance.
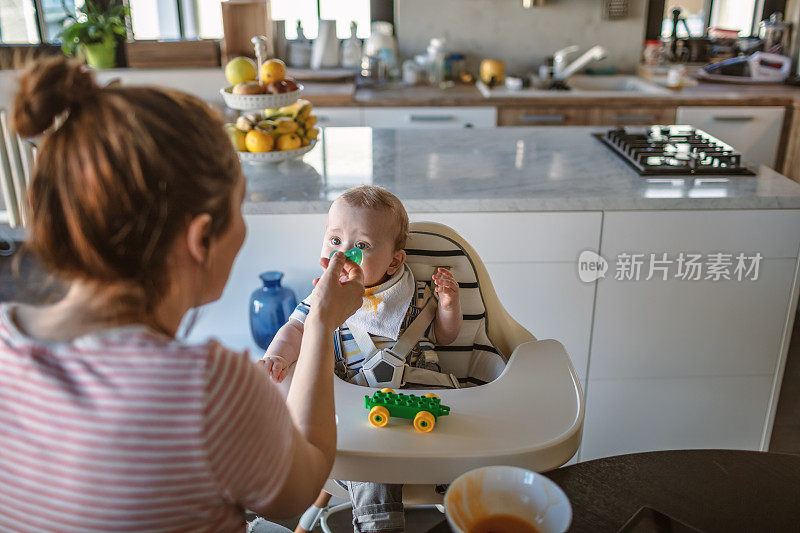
[330,222,585,485]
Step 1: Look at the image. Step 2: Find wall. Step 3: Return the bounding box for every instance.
[395,0,648,74]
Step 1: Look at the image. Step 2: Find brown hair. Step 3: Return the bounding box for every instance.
[12,57,241,319]
[338,185,409,250]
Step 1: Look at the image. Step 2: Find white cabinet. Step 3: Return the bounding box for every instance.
[580,209,800,461]
[675,106,785,168]
[314,107,364,127]
[363,107,497,129]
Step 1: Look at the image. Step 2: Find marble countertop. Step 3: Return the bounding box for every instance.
[241,126,800,214]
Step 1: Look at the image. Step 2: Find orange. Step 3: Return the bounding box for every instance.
[245,129,274,153]
[260,59,287,84]
[276,133,301,151]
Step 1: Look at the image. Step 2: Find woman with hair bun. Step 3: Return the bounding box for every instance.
[0,57,364,531]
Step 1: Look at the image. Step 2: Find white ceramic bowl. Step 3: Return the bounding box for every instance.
[237,140,316,165]
[444,466,572,533]
[220,85,303,111]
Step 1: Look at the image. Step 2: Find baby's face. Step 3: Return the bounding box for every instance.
[322,199,405,287]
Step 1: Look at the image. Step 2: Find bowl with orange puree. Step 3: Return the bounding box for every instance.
[444,466,572,533]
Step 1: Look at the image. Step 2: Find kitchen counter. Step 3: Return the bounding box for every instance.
[313,80,800,108]
[242,126,800,214]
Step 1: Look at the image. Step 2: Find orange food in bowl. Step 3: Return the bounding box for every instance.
[276,133,301,151]
[245,129,274,153]
[260,59,287,84]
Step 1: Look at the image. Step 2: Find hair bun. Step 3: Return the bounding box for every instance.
[12,56,99,137]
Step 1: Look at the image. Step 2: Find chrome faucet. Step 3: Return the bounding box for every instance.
[552,45,608,80]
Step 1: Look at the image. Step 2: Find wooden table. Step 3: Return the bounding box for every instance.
[427,450,800,532]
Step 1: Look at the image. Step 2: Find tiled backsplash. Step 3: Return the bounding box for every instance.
[396,0,647,74]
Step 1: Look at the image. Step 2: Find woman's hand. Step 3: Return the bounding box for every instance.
[307,251,364,331]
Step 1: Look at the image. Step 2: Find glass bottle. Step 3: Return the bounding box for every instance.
[249,271,297,351]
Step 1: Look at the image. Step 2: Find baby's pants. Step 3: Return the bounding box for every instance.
[336,480,404,532]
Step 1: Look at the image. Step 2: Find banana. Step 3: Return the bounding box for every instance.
[278,99,312,120]
[305,127,319,140]
[303,115,317,129]
[301,137,311,147]
[256,120,277,132]
[274,117,299,134]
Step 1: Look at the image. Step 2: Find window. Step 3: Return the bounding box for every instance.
[0,0,82,45]
[652,0,784,39]
[127,0,371,41]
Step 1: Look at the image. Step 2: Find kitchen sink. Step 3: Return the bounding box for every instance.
[566,75,670,94]
[477,75,670,98]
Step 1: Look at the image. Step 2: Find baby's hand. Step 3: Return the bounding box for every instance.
[264,354,290,383]
[433,267,459,311]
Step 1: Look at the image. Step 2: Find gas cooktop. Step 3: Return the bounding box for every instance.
[594,125,756,176]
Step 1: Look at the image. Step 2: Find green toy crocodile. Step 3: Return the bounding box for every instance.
[365,388,450,432]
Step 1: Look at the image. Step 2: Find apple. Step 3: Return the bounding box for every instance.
[282,78,299,92]
[232,81,266,95]
[266,80,290,94]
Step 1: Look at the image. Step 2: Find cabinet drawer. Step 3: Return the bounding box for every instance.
[676,106,785,168]
[362,107,496,128]
[600,210,800,260]
[590,106,676,126]
[413,212,602,262]
[498,107,590,126]
[313,107,363,127]
[580,375,774,460]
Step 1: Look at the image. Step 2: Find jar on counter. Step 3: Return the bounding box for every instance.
[643,40,665,66]
[427,38,446,86]
[402,59,422,85]
[445,53,466,81]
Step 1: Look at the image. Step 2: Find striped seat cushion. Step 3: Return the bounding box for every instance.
[405,229,507,385]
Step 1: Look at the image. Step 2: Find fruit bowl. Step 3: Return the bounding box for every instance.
[237,140,317,165]
[220,85,303,111]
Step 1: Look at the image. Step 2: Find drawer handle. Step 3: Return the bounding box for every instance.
[317,116,331,122]
[407,114,457,122]
[521,114,565,124]
[711,116,755,122]
[613,114,655,123]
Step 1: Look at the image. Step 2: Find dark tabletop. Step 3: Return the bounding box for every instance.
[427,450,800,533]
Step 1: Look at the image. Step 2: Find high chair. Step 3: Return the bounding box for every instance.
[294,221,585,533]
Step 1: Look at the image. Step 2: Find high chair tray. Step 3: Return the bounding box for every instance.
[329,339,584,484]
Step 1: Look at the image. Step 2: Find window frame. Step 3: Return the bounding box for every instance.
[644,0,787,41]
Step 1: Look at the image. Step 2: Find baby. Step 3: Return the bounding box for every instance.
[262,185,461,532]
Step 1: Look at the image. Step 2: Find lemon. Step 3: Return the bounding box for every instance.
[225,57,257,85]
[276,133,301,151]
[260,59,287,84]
[245,129,275,153]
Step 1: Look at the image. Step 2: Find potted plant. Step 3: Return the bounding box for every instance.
[59,0,129,69]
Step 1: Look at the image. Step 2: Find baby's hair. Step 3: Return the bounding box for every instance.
[338,185,409,250]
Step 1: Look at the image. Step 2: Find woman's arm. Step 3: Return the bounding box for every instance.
[264,253,364,514]
[203,253,363,518]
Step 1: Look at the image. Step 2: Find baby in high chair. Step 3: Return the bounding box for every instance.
[262,185,462,532]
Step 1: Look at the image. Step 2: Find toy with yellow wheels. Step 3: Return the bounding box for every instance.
[364,389,450,432]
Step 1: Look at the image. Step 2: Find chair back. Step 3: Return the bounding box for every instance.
[0,108,35,228]
[405,222,535,384]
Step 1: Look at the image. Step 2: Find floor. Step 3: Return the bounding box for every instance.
[1,245,798,532]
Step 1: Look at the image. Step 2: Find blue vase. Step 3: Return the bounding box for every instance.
[249,271,297,351]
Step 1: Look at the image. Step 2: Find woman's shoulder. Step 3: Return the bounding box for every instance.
[0,301,246,370]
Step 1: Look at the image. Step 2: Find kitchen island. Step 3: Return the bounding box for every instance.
[191,126,800,464]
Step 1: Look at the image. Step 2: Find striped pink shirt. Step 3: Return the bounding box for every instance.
[0,303,295,532]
